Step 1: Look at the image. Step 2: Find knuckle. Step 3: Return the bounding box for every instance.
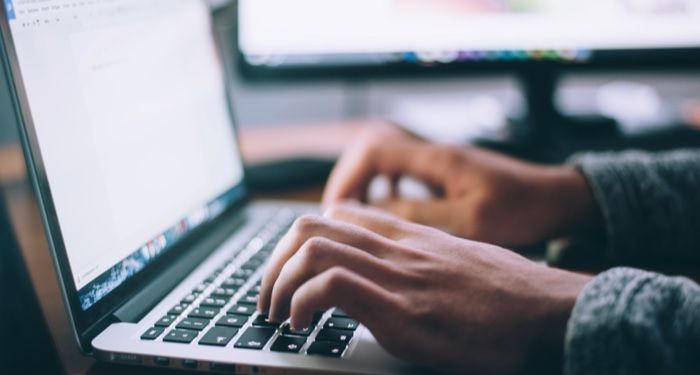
[300,237,329,261]
[292,214,323,235]
[323,267,350,294]
[405,296,432,323]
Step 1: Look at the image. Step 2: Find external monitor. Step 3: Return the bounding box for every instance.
[237,0,700,150]
[238,0,700,76]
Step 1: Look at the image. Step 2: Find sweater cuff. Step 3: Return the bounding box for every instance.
[568,150,700,263]
[567,153,644,262]
[564,267,700,375]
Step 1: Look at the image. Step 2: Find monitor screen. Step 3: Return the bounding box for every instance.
[239,0,700,68]
[4,0,245,310]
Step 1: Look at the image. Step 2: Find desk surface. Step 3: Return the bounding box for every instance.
[0,121,372,375]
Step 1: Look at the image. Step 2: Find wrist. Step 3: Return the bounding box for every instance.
[542,166,601,239]
[524,270,593,374]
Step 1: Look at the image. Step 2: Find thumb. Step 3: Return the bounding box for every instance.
[374,199,455,232]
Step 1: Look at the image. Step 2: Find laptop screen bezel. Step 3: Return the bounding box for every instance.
[0,1,251,352]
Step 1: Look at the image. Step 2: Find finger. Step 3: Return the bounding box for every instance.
[324,202,411,240]
[258,214,396,312]
[289,266,402,334]
[322,139,450,207]
[268,237,401,322]
[375,199,457,233]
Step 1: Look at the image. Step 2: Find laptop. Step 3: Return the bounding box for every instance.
[0,1,417,373]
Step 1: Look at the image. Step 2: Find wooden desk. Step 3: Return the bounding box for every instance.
[0,121,371,375]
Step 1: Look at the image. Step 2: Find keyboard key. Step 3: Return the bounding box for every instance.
[238,294,258,305]
[248,284,262,294]
[211,287,236,298]
[331,308,350,318]
[210,265,226,278]
[205,268,225,283]
[232,269,254,278]
[163,329,198,344]
[324,317,358,331]
[307,341,347,357]
[155,315,176,327]
[270,335,306,353]
[316,328,353,344]
[177,318,210,331]
[216,314,248,328]
[181,294,198,305]
[167,304,187,316]
[188,307,220,319]
[199,326,238,346]
[141,327,165,340]
[200,297,228,308]
[281,323,312,337]
[228,304,255,316]
[222,277,246,288]
[241,260,262,271]
[251,314,281,328]
[193,283,209,293]
[234,327,276,350]
[249,254,268,264]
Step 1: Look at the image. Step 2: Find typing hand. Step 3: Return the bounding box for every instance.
[258,203,592,374]
[323,125,600,247]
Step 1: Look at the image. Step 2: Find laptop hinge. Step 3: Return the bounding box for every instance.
[112,210,247,323]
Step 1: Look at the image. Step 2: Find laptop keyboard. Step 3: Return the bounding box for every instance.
[139,210,358,359]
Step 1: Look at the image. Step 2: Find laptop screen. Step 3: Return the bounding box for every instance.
[4,0,245,310]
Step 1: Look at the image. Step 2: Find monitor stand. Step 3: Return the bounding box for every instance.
[478,68,621,163]
[479,69,700,163]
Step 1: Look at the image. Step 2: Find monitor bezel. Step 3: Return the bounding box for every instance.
[237,47,700,81]
[0,1,250,352]
[234,0,700,82]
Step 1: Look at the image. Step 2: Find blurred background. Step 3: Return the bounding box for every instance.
[3,0,700,148]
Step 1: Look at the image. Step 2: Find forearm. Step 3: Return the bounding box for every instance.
[564,268,700,375]
[570,150,700,263]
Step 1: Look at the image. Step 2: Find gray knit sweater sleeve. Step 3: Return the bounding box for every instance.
[565,268,700,375]
[570,150,700,263]
[563,150,700,375]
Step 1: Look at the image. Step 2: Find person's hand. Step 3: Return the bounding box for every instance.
[323,126,600,247]
[258,203,592,375]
